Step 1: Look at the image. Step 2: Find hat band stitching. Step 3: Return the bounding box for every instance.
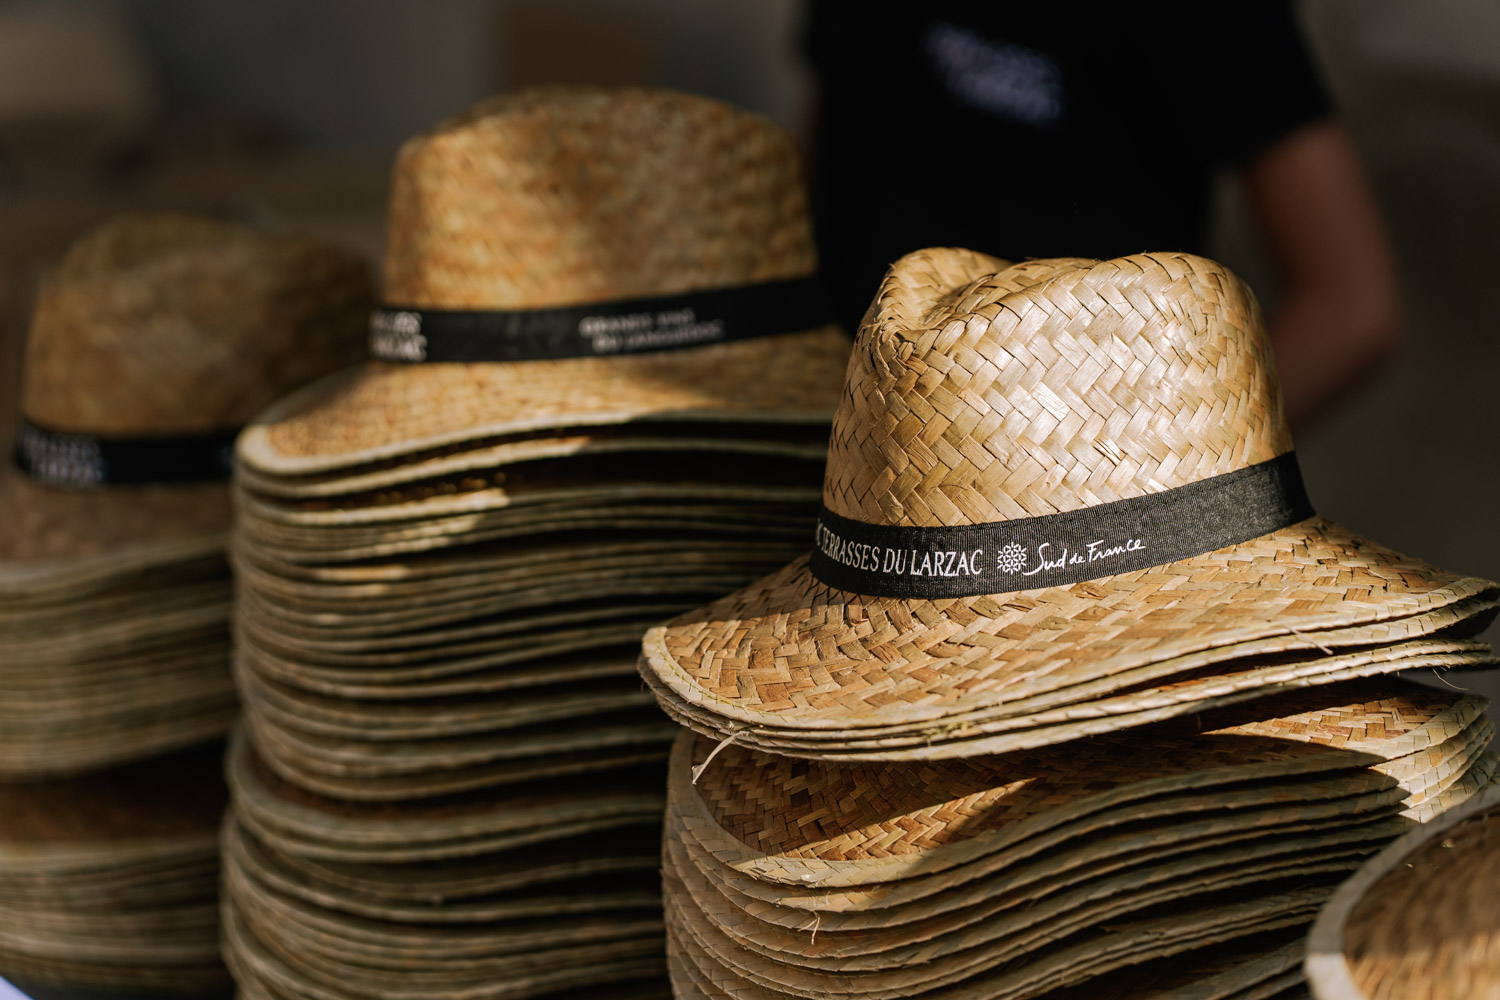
[12,419,237,488]
[810,452,1314,598]
[368,276,832,363]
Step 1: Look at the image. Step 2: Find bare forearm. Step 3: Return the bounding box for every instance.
[1246,121,1402,428]
[1269,283,1400,427]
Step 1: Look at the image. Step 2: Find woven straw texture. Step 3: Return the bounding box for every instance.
[0,213,369,987]
[676,682,1483,883]
[237,86,850,476]
[663,679,1497,1000]
[1306,784,1500,1000]
[22,213,370,435]
[639,248,1499,753]
[3,212,371,562]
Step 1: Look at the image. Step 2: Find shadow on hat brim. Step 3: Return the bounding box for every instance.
[237,325,850,477]
[642,516,1500,735]
[667,684,1488,891]
[1304,782,1500,1000]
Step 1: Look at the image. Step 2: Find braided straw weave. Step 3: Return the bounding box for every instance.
[676,682,1484,885]
[1306,783,1500,1000]
[639,248,1499,750]
[238,86,850,477]
[663,680,1499,1000]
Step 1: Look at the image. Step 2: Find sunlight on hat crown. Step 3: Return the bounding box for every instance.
[382,86,818,310]
[823,248,1293,527]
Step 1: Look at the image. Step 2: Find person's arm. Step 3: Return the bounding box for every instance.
[1244,119,1402,428]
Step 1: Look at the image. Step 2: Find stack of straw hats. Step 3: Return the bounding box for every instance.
[672,680,1500,1000]
[664,680,1495,1000]
[642,248,1500,999]
[1306,782,1500,999]
[641,249,1498,760]
[221,87,852,1000]
[0,212,370,993]
[0,749,227,993]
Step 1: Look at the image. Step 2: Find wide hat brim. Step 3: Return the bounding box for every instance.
[642,516,1498,737]
[237,325,850,478]
[0,468,229,577]
[660,681,1499,1000]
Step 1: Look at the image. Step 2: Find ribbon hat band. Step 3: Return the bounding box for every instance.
[13,420,237,488]
[810,453,1314,599]
[370,276,832,364]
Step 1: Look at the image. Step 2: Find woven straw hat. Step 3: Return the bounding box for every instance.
[663,679,1499,1000]
[640,249,1499,754]
[0,213,372,778]
[2,212,371,563]
[238,86,850,479]
[1306,781,1500,1000]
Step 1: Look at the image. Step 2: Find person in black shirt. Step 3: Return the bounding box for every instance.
[805,1,1400,426]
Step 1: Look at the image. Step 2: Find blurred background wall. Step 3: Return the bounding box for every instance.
[1,0,1496,679]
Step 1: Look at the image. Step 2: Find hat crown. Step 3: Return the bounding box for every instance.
[823,249,1292,527]
[382,86,818,310]
[21,213,372,436]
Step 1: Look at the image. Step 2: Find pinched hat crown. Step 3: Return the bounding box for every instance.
[22,213,371,436]
[639,247,1493,753]
[383,86,818,310]
[823,249,1292,527]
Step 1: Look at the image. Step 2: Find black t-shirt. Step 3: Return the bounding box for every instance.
[805,1,1332,329]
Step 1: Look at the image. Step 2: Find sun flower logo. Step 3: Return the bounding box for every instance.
[997,542,1027,574]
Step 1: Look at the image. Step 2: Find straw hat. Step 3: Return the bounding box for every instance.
[663,679,1498,1000]
[236,86,850,478]
[0,213,372,779]
[1306,781,1500,999]
[220,87,849,1000]
[2,212,371,564]
[639,249,1499,755]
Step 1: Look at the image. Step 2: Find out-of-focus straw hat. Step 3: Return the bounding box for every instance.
[238,86,851,481]
[2,212,370,569]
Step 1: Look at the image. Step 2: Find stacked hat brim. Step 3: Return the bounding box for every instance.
[1305,777,1500,999]
[1,212,374,994]
[0,476,236,776]
[639,250,1500,759]
[223,731,669,1000]
[663,678,1497,1000]
[642,545,1498,760]
[0,211,372,778]
[1041,930,1310,999]
[227,381,842,998]
[0,745,228,995]
[222,87,853,999]
[231,413,841,807]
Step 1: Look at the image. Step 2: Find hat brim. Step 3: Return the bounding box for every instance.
[643,517,1499,734]
[0,469,229,580]
[236,429,831,500]
[238,325,850,477]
